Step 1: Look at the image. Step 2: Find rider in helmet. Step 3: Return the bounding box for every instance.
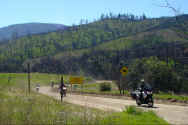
[59,76,66,97]
[140,79,145,90]
[140,79,146,100]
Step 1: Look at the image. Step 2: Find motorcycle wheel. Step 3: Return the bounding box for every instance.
[136,98,141,106]
[64,90,66,97]
[148,99,154,107]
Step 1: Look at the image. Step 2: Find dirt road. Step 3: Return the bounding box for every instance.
[39,86,188,125]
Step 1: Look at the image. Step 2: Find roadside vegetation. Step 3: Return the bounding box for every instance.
[2,73,187,103]
[0,73,169,125]
[0,90,107,125]
[71,81,188,102]
[154,92,188,102]
[101,106,169,125]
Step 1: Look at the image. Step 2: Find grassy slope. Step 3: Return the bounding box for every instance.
[0,90,107,125]
[0,73,168,125]
[0,73,107,125]
[53,27,188,60]
[97,29,188,51]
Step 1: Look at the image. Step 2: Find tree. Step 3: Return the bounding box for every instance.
[156,0,181,16]
[100,13,105,20]
[142,13,147,20]
[125,57,184,93]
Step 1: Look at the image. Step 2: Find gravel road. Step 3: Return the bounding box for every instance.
[39,86,188,125]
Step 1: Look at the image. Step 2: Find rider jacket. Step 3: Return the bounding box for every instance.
[140,83,146,99]
[60,83,66,90]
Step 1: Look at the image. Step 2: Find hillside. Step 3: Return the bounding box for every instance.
[0,23,67,41]
[0,14,188,73]
[0,14,188,94]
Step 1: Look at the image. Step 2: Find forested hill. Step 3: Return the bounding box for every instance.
[0,14,188,73]
[0,23,67,41]
[1,13,188,94]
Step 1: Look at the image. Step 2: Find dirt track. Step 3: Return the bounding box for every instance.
[39,86,188,125]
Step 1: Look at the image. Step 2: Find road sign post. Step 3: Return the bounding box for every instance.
[27,63,31,94]
[119,66,128,95]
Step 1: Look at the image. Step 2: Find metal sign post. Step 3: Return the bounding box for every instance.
[119,66,128,95]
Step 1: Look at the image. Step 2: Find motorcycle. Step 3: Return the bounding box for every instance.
[62,87,67,96]
[135,88,154,107]
[60,87,67,96]
[60,87,67,102]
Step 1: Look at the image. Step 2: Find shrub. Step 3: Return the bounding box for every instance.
[99,83,112,91]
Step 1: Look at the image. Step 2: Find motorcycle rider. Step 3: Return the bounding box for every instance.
[59,76,66,98]
[140,79,146,100]
[136,79,154,107]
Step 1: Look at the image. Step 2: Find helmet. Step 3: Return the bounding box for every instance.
[141,79,145,83]
[140,79,145,89]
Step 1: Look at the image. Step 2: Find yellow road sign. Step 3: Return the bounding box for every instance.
[120,66,128,76]
[70,76,84,84]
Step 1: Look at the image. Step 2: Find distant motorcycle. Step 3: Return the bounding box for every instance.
[62,87,67,97]
[131,86,154,107]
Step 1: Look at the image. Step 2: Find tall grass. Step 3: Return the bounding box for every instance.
[0,73,108,125]
[0,91,108,125]
[0,73,169,125]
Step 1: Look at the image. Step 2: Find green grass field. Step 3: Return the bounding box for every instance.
[0,73,169,125]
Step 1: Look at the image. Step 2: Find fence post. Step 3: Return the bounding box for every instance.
[27,63,31,94]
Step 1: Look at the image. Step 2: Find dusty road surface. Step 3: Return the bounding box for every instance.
[39,86,188,125]
[95,80,113,84]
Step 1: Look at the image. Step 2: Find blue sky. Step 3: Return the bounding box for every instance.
[1,0,188,28]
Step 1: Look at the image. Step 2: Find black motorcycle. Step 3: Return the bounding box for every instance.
[136,88,154,107]
[131,85,154,107]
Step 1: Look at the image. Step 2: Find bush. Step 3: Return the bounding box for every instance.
[99,83,112,91]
